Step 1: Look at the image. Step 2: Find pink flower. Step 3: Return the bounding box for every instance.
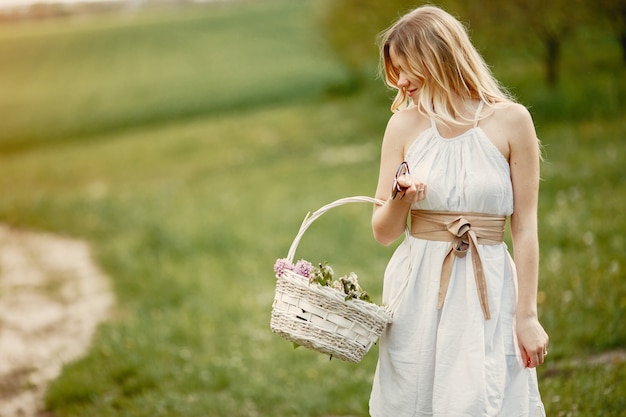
[274,258,294,277]
[294,259,313,278]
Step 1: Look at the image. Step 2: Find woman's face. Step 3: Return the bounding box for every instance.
[389,44,422,100]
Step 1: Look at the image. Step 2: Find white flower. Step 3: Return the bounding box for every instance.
[346,272,359,286]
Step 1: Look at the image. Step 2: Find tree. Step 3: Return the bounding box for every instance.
[318,0,594,88]
[456,0,591,87]
[318,0,445,80]
[597,0,626,64]
[508,0,591,87]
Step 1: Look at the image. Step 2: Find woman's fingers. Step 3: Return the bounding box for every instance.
[523,345,548,368]
[396,175,427,201]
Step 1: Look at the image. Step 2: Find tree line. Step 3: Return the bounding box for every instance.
[318,0,626,88]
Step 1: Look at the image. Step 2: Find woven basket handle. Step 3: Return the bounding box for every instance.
[286,196,385,263]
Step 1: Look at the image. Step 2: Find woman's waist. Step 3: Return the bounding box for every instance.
[409,209,506,244]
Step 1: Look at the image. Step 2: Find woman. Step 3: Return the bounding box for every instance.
[369,5,548,416]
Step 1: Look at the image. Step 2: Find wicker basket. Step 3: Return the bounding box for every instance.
[270,196,393,363]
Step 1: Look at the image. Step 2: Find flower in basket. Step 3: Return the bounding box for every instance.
[294,259,313,278]
[337,272,371,303]
[274,258,371,303]
[274,258,314,278]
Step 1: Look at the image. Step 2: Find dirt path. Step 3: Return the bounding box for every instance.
[0,225,113,417]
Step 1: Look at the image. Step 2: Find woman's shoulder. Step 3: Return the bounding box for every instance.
[488,101,534,128]
[483,102,536,140]
[383,107,431,153]
[386,107,430,136]
[480,102,537,160]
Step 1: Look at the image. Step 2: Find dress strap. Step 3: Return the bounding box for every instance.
[473,101,484,128]
[430,117,438,131]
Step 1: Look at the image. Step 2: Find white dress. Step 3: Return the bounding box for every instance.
[369,105,546,417]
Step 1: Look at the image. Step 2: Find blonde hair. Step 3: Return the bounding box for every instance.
[378,5,514,125]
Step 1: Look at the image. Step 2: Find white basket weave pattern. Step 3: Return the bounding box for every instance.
[270,196,392,363]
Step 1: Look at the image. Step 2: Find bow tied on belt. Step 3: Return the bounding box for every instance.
[446,217,473,256]
[410,210,507,321]
[440,217,489,320]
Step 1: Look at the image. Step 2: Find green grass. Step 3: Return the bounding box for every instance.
[0,1,624,416]
[0,0,348,152]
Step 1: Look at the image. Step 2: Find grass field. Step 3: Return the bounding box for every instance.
[0,1,624,416]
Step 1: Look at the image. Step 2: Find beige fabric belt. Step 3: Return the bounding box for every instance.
[410,210,506,320]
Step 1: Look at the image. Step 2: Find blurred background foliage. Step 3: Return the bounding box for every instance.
[0,0,624,416]
[318,0,626,87]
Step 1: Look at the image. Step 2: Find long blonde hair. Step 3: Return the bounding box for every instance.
[378,5,514,125]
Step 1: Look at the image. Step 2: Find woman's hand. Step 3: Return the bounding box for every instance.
[516,315,549,368]
[393,174,428,203]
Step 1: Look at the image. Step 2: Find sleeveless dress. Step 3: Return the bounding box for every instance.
[369,103,546,417]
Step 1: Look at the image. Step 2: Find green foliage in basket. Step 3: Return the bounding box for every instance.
[274,259,372,303]
[312,262,372,303]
